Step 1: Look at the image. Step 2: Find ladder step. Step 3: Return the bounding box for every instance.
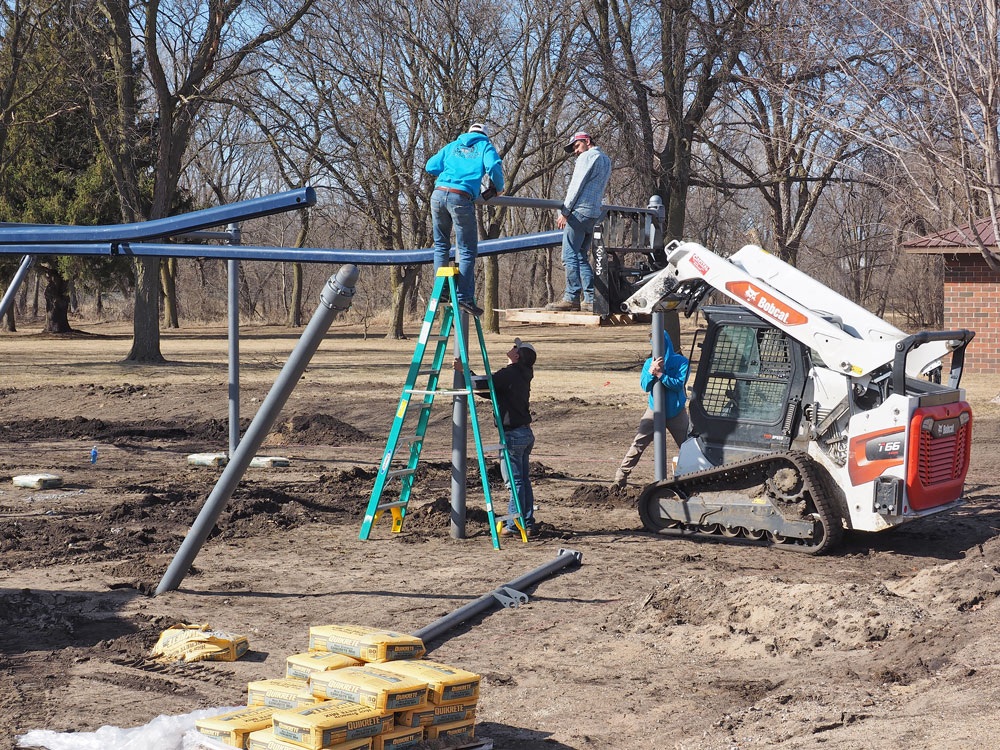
[495,513,523,523]
[406,388,470,396]
[399,434,423,446]
[418,368,439,377]
[377,501,409,510]
[481,444,505,453]
[387,468,416,478]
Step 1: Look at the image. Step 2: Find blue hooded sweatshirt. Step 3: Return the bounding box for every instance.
[640,331,689,418]
[426,132,504,199]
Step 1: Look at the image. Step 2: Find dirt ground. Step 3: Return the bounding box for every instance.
[2,318,1000,750]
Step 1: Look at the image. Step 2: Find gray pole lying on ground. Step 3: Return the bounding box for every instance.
[451,310,470,538]
[155,265,359,595]
[227,224,242,456]
[0,255,34,321]
[413,548,583,646]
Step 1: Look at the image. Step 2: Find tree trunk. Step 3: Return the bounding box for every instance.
[386,265,415,339]
[161,258,179,328]
[42,270,72,334]
[4,307,14,332]
[484,255,500,333]
[31,273,39,318]
[125,257,165,362]
[287,263,303,326]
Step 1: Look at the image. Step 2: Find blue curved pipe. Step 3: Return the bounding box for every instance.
[0,188,315,244]
[0,229,564,264]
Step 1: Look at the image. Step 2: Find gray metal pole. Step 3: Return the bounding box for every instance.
[649,195,667,482]
[652,311,666,481]
[0,255,34,322]
[156,265,358,594]
[451,310,469,538]
[227,224,242,456]
[413,548,582,645]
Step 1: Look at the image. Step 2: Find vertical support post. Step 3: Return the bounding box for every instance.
[652,311,666,482]
[155,265,358,595]
[451,309,469,538]
[227,224,241,457]
[0,255,34,322]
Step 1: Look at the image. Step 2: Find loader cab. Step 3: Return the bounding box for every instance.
[690,305,810,465]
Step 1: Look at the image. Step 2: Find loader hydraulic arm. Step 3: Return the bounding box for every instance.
[623,241,972,383]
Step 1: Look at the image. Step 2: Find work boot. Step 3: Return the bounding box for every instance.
[545,299,580,311]
[458,300,484,317]
[609,473,627,493]
[581,300,594,313]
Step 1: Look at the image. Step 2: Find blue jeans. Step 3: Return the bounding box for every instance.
[501,425,535,530]
[431,189,478,304]
[561,210,599,303]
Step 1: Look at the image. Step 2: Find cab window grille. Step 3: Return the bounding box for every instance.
[702,326,792,422]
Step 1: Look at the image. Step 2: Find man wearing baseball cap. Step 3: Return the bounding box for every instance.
[426,123,504,317]
[546,131,612,313]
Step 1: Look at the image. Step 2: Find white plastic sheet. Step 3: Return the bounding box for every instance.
[16,705,243,750]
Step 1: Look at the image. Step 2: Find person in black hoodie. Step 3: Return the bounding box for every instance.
[457,337,537,536]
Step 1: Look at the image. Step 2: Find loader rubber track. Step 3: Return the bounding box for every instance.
[637,450,843,554]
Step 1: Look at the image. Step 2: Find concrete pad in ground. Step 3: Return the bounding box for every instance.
[13,473,63,489]
[188,453,229,467]
[249,456,290,468]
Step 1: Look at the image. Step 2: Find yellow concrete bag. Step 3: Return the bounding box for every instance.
[286,650,362,680]
[426,718,475,741]
[308,625,425,662]
[247,677,324,710]
[247,728,372,750]
[309,666,427,711]
[150,623,249,663]
[372,726,423,750]
[271,700,393,749]
[194,706,276,748]
[373,659,479,705]
[396,702,477,728]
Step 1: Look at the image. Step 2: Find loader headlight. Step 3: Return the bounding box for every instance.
[921,417,934,432]
[959,412,970,425]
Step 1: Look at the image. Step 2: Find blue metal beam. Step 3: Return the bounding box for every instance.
[0,229,563,264]
[117,230,563,264]
[0,188,315,245]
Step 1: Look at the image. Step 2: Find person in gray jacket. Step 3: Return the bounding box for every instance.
[547,132,612,312]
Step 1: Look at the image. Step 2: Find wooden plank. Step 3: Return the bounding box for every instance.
[500,308,602,326]
[499,308,649,327]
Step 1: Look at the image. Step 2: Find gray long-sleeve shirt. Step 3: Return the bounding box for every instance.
[561,146,612,217]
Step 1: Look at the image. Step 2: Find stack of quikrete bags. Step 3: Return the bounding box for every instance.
[195,624,480,749]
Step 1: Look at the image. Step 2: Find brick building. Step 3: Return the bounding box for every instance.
[903,219,1000,373]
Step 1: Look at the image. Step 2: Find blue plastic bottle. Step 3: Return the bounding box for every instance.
[90,446,98,464]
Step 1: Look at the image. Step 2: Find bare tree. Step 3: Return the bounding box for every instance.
[818,0,1000,267]
[66,0,315,362]
[581,0,754,240]
[704,0,867,265]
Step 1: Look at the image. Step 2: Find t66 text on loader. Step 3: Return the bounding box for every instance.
[623,242,974,554]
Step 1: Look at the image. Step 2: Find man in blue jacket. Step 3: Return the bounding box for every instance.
[426,123,504,317]
[611,331,690,491]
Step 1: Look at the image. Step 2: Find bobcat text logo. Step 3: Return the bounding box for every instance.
[690,254,710,275]
[724,281,807,325]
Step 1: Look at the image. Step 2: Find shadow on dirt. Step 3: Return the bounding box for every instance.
[474,721,579,748]
[0,587,144,656]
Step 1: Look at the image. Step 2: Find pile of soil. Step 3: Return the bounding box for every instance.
[273,414,373,445]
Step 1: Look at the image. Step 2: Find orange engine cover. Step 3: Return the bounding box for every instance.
[906,402,972,511]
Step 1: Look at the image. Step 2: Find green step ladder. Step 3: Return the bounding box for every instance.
[359,266,528,548]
